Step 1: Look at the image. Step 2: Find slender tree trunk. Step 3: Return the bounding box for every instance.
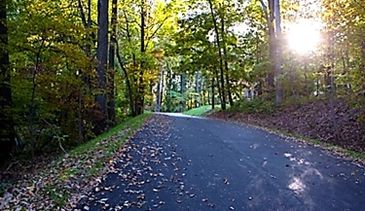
[28,42,44,155]
[77,0,93,139]
[220,9,233,107]
[180,73,186,111]
[165,62,173,112]
[123,11,137,114]
[303,63,309,96]
[360,39,365,132]
[208,0,226,110]
[211,77,215,109]
[0,0,15,158]
[160,70,165,109]
[274,0,283,105]
[156,67,164,112]
[77,0,93,58]
[116,42,135,116]
[264,0,276,93]
[195,71,200,107]
[78,90,84,142]
[96,0,109,129]
[107,0,117,125]
[213,67,222,105]
[326,32,336,101]
[360,40,365,96]
[135,0,146,115]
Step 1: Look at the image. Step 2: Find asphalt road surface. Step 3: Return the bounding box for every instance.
[78,114,365,211]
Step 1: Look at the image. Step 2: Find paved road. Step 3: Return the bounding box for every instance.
[78,114,365,210]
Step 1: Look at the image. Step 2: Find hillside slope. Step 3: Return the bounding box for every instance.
[210,100,365,152]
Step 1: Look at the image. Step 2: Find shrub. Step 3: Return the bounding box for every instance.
[230,98,275,114]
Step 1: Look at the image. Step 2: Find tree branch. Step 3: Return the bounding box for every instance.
[77,0,88,28]
[145,17,169,49]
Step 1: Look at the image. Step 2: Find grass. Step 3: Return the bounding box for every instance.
[71,113,150,156]
[183,104,224,116]
[183,105,212,116]
[24,113,152,208]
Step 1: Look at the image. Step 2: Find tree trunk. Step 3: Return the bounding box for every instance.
[107,0,117,125]
[122,11,137,115]
[156,67,164,112]
[208,0,226,110]
[96,0,109,130]
[116,42,135,116]
[165,63,174,112]
[213,67,222,105]
[262,0,275,93]
[0,0,15,159]
[274,0,283,105]
[211,77,215,109]
[361,40,365,96]
[180,73,187,111]
[135,0,146,116]
[220,9,233,107]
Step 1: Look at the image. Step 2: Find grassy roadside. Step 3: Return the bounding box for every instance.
[1,113,152,210]
[183,105,222,116]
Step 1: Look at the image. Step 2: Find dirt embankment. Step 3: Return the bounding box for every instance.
[209,100,365,152]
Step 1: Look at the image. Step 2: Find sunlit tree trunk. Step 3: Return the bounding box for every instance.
[274,0,283,105]
[259,0,282,105]
[96,0,109,130]
[156,66,164,112]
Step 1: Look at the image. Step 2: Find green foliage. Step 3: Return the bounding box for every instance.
[183,105,216,116]
[164,90,185,112]
[230,98,275,114]
[3,0,365,163]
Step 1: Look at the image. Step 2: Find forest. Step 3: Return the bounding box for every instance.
[1,0,365,209]
[1,0,365,181]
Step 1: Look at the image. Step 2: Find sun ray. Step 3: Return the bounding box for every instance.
[286,19,322,54]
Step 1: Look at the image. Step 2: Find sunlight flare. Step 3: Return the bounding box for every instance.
[286,19,322,54]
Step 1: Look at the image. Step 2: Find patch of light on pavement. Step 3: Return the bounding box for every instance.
[288,177,306,194]
[284,153,292,158]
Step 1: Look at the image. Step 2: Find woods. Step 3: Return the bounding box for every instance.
[1,0,365,210]
[0,0,365,169]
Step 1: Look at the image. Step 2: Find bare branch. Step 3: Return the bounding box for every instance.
[145,17,169,49]
[77,0,88,28]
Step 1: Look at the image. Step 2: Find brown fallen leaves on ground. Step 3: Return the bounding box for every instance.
[209,99,365,153]
[0,117,151,210]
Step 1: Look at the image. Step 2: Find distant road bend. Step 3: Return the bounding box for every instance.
[78,114,365,210]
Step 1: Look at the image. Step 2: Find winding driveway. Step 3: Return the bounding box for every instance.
[78,114,365,210]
